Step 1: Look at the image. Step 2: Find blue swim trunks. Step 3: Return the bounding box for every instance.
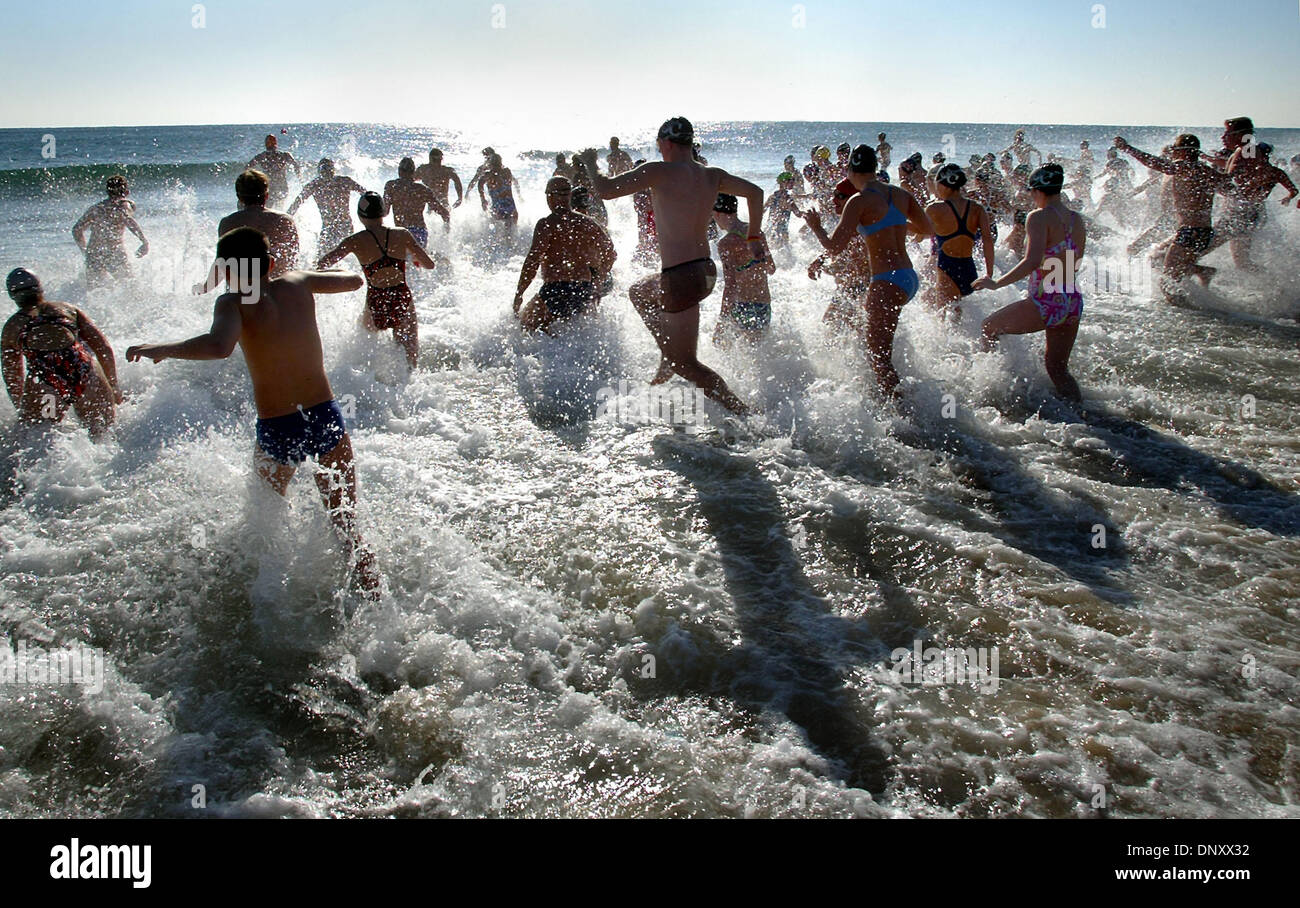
[407,225,429,248]
[256,400,347,465]
[730,300,772,331]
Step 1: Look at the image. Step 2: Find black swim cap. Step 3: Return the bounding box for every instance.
[836,142,851,155]
[1028,164,1065,193]
[658,116,694,146]
[849,144,877,174]
[935,163,967,188]
[1224,117,1253,134]
[713,193,738,214]
[1172,133,1201,151]
[357,191,384,219]
[6,267,40,300]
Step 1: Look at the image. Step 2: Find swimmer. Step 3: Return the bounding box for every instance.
[711,193,776,347]
[514,177,617,334]
[974,164,1085,402]
[72,176,148,286]
[287,159,367,253]
[574,116,761,414]
[415,148,465,211]
[195,170,299,292]
[385,157,451,245]
[318,192,436,369]
[925,163,994,321]
[247,134,301,207]
[128,227,380,597]
[2,268,121,438]
[801,145,934,401]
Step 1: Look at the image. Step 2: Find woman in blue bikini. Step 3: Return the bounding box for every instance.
[974,164,1087,402]
[802,144,933,400]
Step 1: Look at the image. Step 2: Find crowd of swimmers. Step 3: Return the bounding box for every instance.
[4,117,1296,595]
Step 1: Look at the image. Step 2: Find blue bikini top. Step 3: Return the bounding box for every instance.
[857,185,907,237]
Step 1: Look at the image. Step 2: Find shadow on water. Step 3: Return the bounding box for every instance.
[645,434,894,794]
[1060,407,1300,537]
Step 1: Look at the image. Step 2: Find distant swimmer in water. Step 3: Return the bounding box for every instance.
[807,178,873,333]
[2,268,122,438]
[1127,147,1177,256]
[575,116,762,415]
[607,137,634,177]
[287,159,367,252]
[974,164,1086,403]
[415,148,464,212]
[898,153,930,205]
[195,170,300,292]
[631,159,658,266]
[1114,134,1235,302]
[513,177,617,334]
[384,157,450,246]
[711,193,776,347]
[782,155,807,196]
[466,147,497,192]
[318,192,436,369]
[1001,129,1042,168]
[802,144,934,401]
[552,154,575,181]
[925,163,993,321]
[247,134,301,208]
[1003,165,1034,258]
[128,227,381,597]
[72,176,149,286]
[764,171,799,251]
[876,132,893,177]
[479,153,521,228]
[1203,142,1298,271]
[571,163,608,227]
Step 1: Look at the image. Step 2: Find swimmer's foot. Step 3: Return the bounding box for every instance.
[1194,266,1217,287]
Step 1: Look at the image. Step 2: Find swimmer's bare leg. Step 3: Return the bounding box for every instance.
[71,369,117,440]
[659,307,749,415]
[315,435,381,597]
[255,446,296,496]
[394,316,419,369]
[518,294,550,333]
[629,274,674,384]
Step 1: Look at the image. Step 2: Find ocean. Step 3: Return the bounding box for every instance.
[0,121,1297,818]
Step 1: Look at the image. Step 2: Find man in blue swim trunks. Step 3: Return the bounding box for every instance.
[127,227,382,597]
[711,193,775,347]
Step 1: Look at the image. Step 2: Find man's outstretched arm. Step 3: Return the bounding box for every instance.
[127,296,242,363]
[576,151,656,200]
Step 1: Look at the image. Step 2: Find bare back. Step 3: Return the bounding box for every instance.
[219,209,299,276]
[229,272,333,418]
[646,159,723,268]
[537,212,614,282]
[385,178,437,227]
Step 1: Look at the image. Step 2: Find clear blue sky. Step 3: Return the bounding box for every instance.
[2,0,1297,133]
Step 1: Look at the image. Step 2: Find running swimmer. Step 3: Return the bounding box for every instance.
[128,227,381,596]
[318,192,436,369]
[479,153,521,228]
[574,116,761,415]
[195,170,299,291]
[415,149,465,211]
[287,159,367,253]
[513,177,617,334]
[385,157,451,245]
[801,144,934,401]
[1114,134,1235,301]
[1204,142,1298,270]
[973,164,1086,402]
[72,176,149,286]
[607,138,634,176]
[711,193,776,347]
[2,268,122,438]
[247,134,301,207]
[925,163,994,321]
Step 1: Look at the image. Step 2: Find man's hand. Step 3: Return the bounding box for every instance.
[513,291,524,315]
[136,241,149,258]
[126,344,167,364]
[113,387,125,405]
[807,256,824,280]
[801,209,822,230]
[1113,137,1129,151]
[453,198,463,208]
[972,276,997,292]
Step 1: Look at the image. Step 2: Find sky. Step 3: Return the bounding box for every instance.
[2,0,1297,134]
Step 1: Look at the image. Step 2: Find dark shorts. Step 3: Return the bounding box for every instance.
[1174,225,1215,254]
[407,225,429,248]
[730,300,772,331]
[540,281,597,319]
[937,251,978,297]
[256,400,347,466]
[660,257,717,313]
[366,283,416,331]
